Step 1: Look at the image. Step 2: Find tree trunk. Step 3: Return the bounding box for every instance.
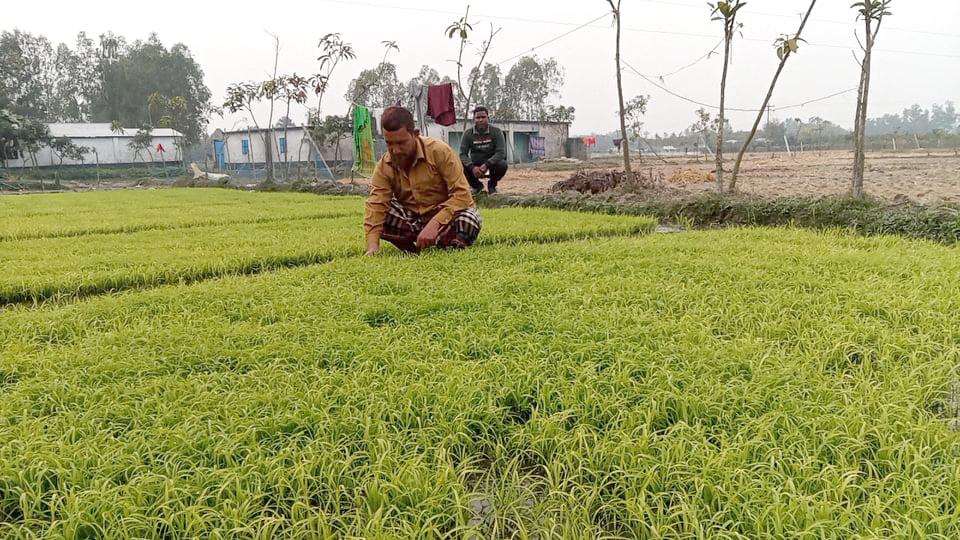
[264,131,274,183]
[283,100,292,179]
[852,16,875,199]
[611,2,632,176]
[715,32,732,193]
[730,0,817,191]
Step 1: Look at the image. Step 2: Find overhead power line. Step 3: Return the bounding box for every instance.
[493,13,612,66]
[310,0,960,61]
[634,0,960,39]
[621,59,857,113]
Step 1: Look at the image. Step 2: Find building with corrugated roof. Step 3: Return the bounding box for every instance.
[4,123,184,168]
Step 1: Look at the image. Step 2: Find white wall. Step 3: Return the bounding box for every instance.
[425,120,569,163]
[5,135,183,168]
[222,129,308,165]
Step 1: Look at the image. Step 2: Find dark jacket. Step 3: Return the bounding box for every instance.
[459,126,506,167]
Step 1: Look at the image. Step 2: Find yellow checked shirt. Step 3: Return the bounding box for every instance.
[364,136,476,243]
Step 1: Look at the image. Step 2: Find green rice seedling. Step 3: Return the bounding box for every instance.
[0,190,364,241]
[1,194,654,305]
[2,227,960,537]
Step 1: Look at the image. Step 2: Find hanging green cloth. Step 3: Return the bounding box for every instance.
[352,105,376,176]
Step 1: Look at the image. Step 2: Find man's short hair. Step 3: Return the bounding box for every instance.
[473,106,489,116]
[381,106,416,132]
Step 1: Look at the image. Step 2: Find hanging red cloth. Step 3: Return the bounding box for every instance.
[427,83,457,126]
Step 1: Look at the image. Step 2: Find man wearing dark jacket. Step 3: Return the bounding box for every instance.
[459,106,508,194]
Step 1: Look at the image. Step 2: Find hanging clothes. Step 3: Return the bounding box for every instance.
[426,83,457,126]
[352,105,376,176]
[530,136,546,158]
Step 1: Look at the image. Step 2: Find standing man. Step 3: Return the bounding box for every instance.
[459,106,508,195]
[365,106,483,256]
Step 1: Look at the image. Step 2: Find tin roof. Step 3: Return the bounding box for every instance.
[47,123,183,138]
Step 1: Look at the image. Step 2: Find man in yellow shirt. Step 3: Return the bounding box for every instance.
[364,106,483,255]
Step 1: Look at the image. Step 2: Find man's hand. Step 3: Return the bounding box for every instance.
[416,218,443,251]
[472,165,484,178]
[479,163,489,175]
[365,240,380,256]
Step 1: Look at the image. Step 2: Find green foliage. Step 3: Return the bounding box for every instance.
[48,137,90,165]
[543,105,576,123]
[1,189,959,537]
[0,30,212,145]
[126,126,154,162]
[344,62,406,108]
[852,0,893,22]
[623,95,651,141]
[775,35,805,61]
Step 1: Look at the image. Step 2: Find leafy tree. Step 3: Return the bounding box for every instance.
[90,33,212,145]
[0,30,57,119]
[500,56,564,121]
[345,62,406,108]
[690,108,713,161]
[0,104,23,165]
[127,126,154,163]
[50,137,84,166]
[18,118,52,169]
[623,95,651,161]
[543,105,576,123]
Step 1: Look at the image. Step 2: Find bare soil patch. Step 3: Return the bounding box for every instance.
[500,151,960,204]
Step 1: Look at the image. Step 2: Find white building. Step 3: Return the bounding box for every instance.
[214,126,342,171]
[213,116,571,174]
[5,123,184,168]
[426,118,570,164]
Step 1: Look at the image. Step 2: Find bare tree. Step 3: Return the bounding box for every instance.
[851,0,892,198]
[278,74,309,178]
[310,33,356,123]
[729,0,817,191]
[447,7,501,130]
[709,0,745,193]
[690,108,713,162]
[605,0,631,176]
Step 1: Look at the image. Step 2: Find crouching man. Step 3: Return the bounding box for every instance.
[364,106,483,255]
[460,106,508,194]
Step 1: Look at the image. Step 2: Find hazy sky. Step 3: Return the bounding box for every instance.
[6,0,959,135]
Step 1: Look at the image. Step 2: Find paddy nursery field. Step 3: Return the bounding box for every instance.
[1,189,960,538]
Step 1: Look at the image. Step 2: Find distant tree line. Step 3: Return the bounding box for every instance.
[344,55,575,124]
[0,29,212,167]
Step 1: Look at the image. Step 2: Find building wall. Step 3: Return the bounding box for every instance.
[221,128,356,170]
[216,120,569,170]
[222,129,311,166]
[424,120,569,164]
[5,135,183,168]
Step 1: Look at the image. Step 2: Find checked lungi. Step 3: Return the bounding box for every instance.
[381,199,482,253]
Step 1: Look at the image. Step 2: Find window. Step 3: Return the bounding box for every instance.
[241,139,249,155]
[279,137,287,154]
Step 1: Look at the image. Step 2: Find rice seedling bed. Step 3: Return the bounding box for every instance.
[0,191,362,241]
[1,199,654,305]
[2,228,960,538]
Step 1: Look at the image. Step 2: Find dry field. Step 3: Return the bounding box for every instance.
[500,150,960,204]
